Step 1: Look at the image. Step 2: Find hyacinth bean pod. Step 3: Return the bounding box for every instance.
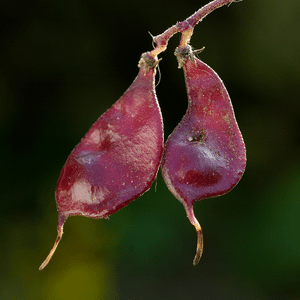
[40,54,164,270]
[161,46,246,265]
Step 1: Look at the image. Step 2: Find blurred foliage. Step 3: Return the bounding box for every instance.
[0,0,299,299]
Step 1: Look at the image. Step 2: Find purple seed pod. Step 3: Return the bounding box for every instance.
[40,54,164,270]
[161,46,246,265]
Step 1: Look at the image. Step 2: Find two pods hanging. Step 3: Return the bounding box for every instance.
[40,1,246,269]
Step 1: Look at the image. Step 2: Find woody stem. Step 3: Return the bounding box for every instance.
[147,0,238,58]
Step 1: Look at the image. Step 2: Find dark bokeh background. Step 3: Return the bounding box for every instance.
[1,0,299,299]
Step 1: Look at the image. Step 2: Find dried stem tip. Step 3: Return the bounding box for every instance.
[39,223,64,270]
[193,224,204,266]
[184,204,204,266]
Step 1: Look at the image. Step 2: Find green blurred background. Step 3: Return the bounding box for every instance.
[1,0,299,299]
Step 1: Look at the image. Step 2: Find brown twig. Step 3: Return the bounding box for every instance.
[147,0,238,58]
